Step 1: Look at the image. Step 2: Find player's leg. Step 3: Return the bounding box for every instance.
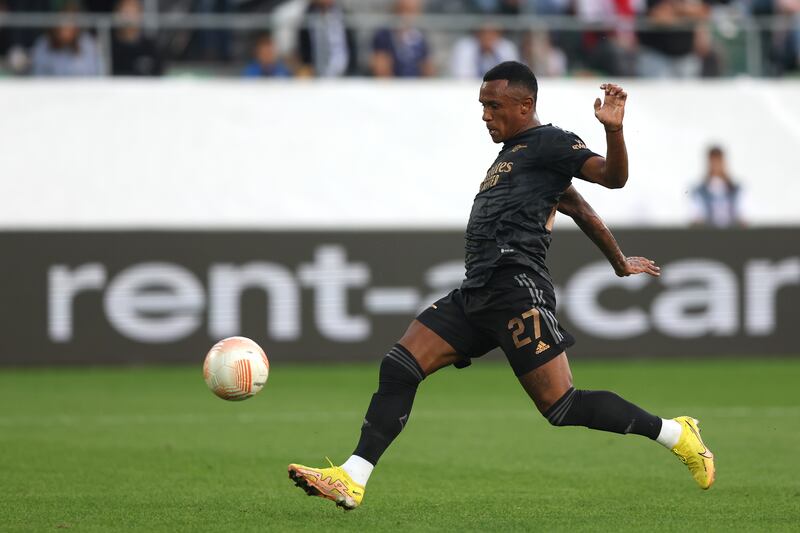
[497,269,714,489]
[289,285,494,510]
[346,319,462,473]
[518,352,715,489]
[287,320,460,510]
[519,351,663,437]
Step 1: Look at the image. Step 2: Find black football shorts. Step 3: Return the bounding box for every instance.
[416,265,575,377]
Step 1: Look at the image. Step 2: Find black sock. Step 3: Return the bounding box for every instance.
[353,344,424,465]
[544,387,662,439]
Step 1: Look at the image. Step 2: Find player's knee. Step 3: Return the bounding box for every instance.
[528,383,575,417]
[379,344,425,390]
[543,388,585,427]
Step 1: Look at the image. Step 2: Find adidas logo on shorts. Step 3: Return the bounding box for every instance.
[535,340,550,355]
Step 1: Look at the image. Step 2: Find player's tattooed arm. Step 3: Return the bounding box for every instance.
[557,185,660,278]
[579,83,629,189]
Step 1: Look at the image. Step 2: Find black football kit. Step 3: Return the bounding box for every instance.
[349,122,668,473]
[417,124,600,376]
[350,124,668,473]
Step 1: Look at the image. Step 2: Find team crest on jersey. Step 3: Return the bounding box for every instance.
[510,144,527,153]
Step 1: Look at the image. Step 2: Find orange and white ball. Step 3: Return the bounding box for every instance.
[203,336,269,401]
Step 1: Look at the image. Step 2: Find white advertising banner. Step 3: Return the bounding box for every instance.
[0,79,798,229]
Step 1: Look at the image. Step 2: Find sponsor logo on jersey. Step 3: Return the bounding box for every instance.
[479,174,501,192]
[480,161,514,192]
[511,144,527,153]
[572,140,587,150]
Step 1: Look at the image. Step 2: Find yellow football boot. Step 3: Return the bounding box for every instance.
[671,416,715,489]
[288,459,365,510]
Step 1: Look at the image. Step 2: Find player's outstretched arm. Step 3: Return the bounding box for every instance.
[579,83,629,189]
[557,185,660,278]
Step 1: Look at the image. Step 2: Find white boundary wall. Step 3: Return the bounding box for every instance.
[0,79,797,228]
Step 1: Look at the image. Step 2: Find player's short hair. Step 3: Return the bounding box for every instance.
[483,61,538,100]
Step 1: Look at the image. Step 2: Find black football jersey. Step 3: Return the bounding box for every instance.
[462,124,600,288]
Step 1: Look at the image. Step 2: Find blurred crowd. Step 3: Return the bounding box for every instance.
[0,0,798,78]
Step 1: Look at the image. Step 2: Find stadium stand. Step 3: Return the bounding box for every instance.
[0,0,797,78]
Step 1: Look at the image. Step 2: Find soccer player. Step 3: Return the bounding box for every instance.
[288,61,715,510]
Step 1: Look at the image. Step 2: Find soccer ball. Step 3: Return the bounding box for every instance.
[203,336,270,401]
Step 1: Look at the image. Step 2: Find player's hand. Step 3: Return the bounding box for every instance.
[615,256,660,277]
[593,83,627,132]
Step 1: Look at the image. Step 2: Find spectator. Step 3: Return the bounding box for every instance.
[752,0,800,75]
[190,0,233,61]
[520,0,573,75]
[84,0,115,10]
[521,30,567,77]
[776,0,800,72]
[1,0,53,75]
[30,1,105,76]
[450,24,520,78]
[0,1,12,67]
[470,0,522,13]
[573,0,638,76]
[297,0,357,77]
[111,0,163,76]
[520,0,570,13]
[429,0,520,12]
[637,0,710,78]
[242,32,292,77]
[370,0,433,78]
[690,145,746,228]
[694,22,724,76]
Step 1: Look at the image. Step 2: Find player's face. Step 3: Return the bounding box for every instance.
[479,80,532,144]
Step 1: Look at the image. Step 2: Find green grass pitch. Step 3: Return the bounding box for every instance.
[1,358,799,532]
